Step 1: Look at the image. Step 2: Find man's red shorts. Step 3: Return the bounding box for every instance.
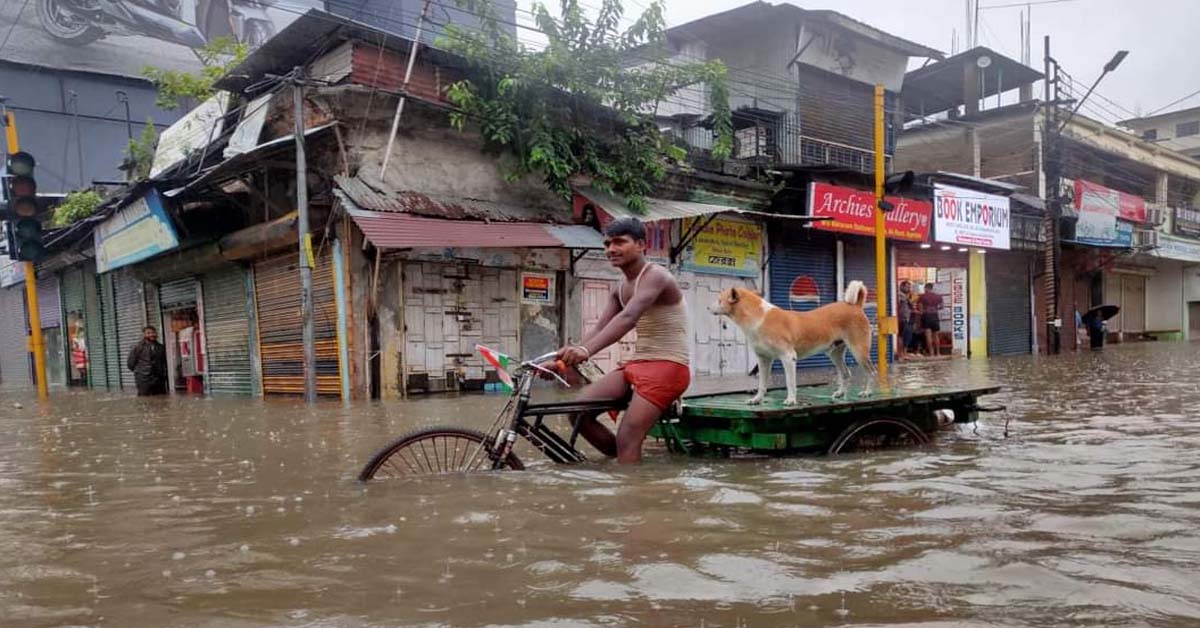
[619,360,691,411]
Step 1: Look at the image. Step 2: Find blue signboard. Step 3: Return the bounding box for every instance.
[93,188,180,273]
[1075,218,1133,248]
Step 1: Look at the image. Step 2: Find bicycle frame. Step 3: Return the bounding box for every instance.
[470,352,628,469]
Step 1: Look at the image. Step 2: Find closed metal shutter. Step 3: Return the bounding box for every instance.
[1122,275,1146,333]
[83,264,109,389]
[202,266,254,395]
[159,277,198,310]
[144,282,162,337]
[254,250,340,395]
[62,269,86,318]
[768,227,837,369]
[987,252,1032,355]
[99,274,121,390]
[0,285,29,388]
[36,275,62,328]
[841,238,892,364]
[114,270,147,391]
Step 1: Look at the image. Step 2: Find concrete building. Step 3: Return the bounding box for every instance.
[897,48,1200,350]
[1120,106,1200,161]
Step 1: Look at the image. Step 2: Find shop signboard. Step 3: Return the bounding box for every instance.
[1174,207,1200,239]
[151,92,230,178]
[807,183,932,242]
[520,272,555,305]
[1153,233,1200,263]
[680,217,762,278]
[1075,179,1146,224]
[936,268,969,357]
[933,185,1011,250]
[94,188,181,273]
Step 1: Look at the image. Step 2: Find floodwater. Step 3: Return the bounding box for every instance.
[2,342,1199,628]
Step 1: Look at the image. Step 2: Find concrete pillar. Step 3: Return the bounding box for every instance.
[969,250,988,358]
[964,62,981,117]
[1156,172,1169,205]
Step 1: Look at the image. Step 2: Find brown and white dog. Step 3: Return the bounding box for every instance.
[709,281,876,404]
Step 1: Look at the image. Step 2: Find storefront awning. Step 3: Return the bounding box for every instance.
[574,185,749,221]
[345,208,604,250]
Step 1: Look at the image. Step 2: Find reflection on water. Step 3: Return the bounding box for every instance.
[2,342,1200,627]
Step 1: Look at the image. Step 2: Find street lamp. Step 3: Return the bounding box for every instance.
[1059,50,1129,133]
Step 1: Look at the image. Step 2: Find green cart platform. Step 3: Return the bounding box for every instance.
[650,383,1002,455]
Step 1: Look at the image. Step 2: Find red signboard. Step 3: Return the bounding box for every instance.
[807,183,932,242]
[1075,179,1146,223]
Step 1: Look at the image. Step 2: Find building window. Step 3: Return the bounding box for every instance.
[1142,129,1158,141]
[1176,120,1200,137]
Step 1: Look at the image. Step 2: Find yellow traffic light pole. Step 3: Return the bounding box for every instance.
[873,85,891,387]
[4,110,48,399]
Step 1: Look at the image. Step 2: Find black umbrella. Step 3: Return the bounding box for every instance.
[1082,304,1120,324]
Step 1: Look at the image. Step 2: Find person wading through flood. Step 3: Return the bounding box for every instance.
[552,217,691,464]
[127,325,168,396]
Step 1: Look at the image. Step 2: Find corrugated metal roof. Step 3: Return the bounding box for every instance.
[574,185,743,221]
[345,207,603,250]
[335,175,568,223]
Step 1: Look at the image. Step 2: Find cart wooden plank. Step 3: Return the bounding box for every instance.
[680,384,1002,420]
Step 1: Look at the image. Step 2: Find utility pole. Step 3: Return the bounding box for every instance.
[293,67,316,403]
[379,0,433,176]
[1043,35,1062,355]
[115,91,133,140]
[873,84,890,386]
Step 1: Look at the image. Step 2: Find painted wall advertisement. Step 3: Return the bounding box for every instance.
[933,185,1010,250]
[937,268,968,357]
[807,182,932,242]
[681,217,762,278]
[521,272,555,305]
[94,188,181,273]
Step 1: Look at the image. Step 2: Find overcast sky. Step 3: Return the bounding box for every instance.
[518,0,1200,124]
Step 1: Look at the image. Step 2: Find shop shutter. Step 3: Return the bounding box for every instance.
[144,282,162,336]
[159,277,198,310]
[62,268,86,317]
[841,238,892,365]
[1122,275,1146,333]
[0,285,29,388]
[100,274,121,390]
[768,227,837,369]
[202,266,254,395]
[114,270,147,391]
[986,252,1032,356]
[83,264,109,389]
[36,275,62,328]
[254,250,340,395]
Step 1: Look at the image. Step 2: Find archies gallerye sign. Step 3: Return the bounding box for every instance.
[807,182,932,242]
[933,184,1010,250]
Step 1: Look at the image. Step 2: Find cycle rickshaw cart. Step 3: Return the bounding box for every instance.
[359,347,1002,480]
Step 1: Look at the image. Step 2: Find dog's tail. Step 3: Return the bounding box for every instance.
[843,280,867,307]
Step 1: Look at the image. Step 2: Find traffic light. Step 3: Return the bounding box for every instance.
[2,151,46,261]
[877,170,916,213]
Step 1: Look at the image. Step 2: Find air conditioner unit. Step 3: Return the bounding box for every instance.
[1138,229,1160,248]
[1145,207,1166,226]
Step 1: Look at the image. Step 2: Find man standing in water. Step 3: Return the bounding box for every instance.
[555,217,690,463]
[127,326,169,396]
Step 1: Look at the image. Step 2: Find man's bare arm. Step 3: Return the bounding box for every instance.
[579,267,670,356]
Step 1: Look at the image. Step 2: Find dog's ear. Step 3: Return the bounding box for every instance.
[728,287,739,303]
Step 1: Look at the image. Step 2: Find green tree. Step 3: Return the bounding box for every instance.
[123,121,159,181]
[142,37,249,110]
[440,0,732,211]
[49,190,103,228]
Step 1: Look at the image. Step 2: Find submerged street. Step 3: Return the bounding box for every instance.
[1,342,1199,627]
